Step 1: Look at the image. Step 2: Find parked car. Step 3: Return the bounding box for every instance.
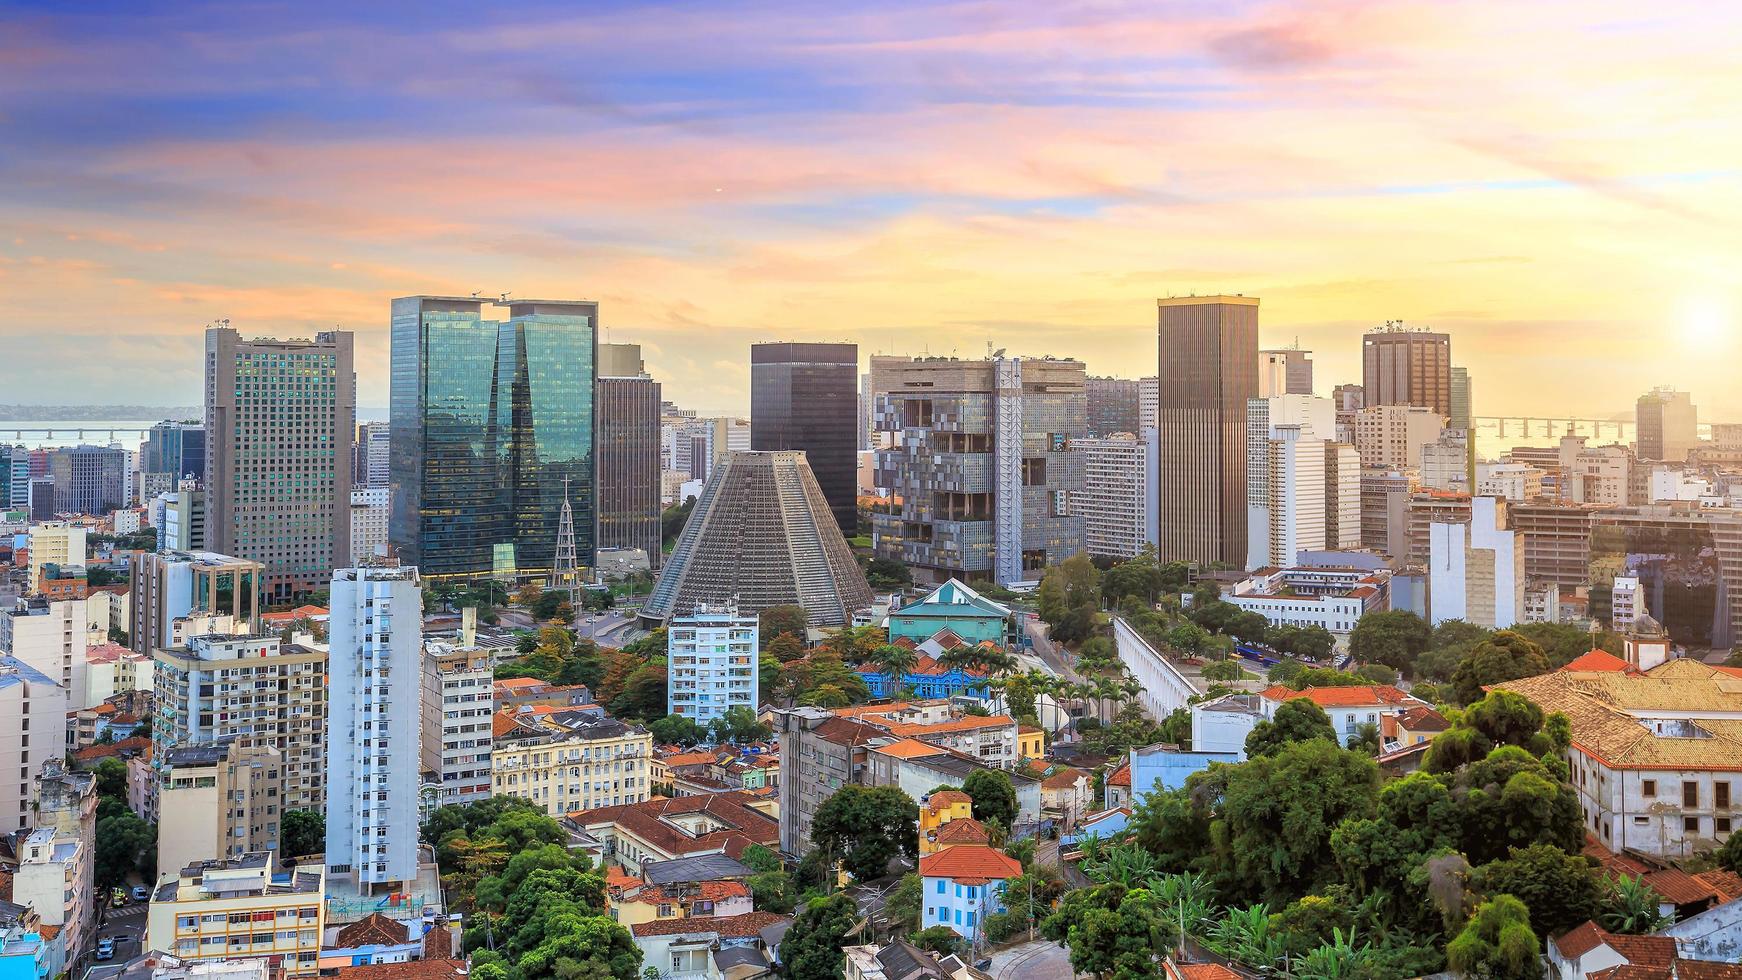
[96,939,116,961]
[131,885,150,903]
[111,888,128,906]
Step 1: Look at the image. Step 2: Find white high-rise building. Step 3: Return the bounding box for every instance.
[667,604,758,725]
[26,522,87,594]
[1612,576,1641,631]
[1138,377,1158,432]
[1075,432,1155,559]
[1246,396,1335,569]
[421,622,494,806]
[349,487,390,560]
[1,595,90,710]
[1429,496,1523,628]
[326,566,422,887]
[1354,404,1444,470]
[360,421,390,488]
[1324,443,1361,550]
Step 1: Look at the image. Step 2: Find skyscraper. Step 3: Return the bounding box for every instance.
[141,421,206,500]
[1362,323,1451,416]
[1075,432,1154,558]
[1449,367,1473,430]
[750,342,859,534]
[389,296,596,581]
[1084,377,1142,435]
[595,343,663,566]
[353,421,389,488]
[205,326,355,602]
[642,451,873,627]
[1259,348,1314,397]
[1636,387,1698,462]
[1156,295,1259,566]
[47,445,127,515]
[325,566,422,887]
[1244,395,1334,569]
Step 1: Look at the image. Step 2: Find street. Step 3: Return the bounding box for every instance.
[989,939,1076,980]
[93,902,147,965]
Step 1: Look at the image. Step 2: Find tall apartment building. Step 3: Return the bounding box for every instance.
[348,487,389,561]
[152,634,327,811]
[596,343,663,566]
[47,445,128,515]
[33,759,96,956]
[1354,404,1444,470]
[1419,430,1471,493]
[1244,395,1335,569]
[491,709,652,815]
[1324,443,1361,550]
[1362,323,1451,416]
[159,484,208,551]
[157,742,285,873]
[665,416,751,486]
[1139,377,1158,433]
[205,326,354,601]
[1,595,90,713]
[1074,433,1154,559]
[25,522,85,595]
[1407,491,1475,565]
[390,296,596,582]
[1258,348,1313,397]
[0,444,29,509]
[751,342,860,534]
[13,827,87,964]
[353,422,389,489]
[144,855,326,978]
[1084,377,1143,436]
[128,551,261,656]
[875,354,1087,584]
[666,605,758,726]
[1429,496,1522,627]
[643,452,873,627]
[1509,502,1597,588]
[325,567,422,888]
[1156,296,1259,567]
[0,656,65,831]
[420,633,494,806]
[1636,387,1698,462]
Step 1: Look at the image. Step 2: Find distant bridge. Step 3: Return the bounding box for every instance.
[0,425,156,443]
[1474,417,1713,442]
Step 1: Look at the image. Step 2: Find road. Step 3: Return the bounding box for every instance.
[92,902,147,967]
[990,939,1075,980]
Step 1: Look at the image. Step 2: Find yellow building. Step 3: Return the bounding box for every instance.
[1017,724,1045,760]
[918,790,983,855]
[491,709,654,815]
[145,854,325,977]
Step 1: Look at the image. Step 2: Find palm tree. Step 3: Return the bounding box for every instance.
[1603,876,1671,934]
[873,643,919,695]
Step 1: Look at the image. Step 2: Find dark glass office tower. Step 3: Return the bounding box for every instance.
[596,343,662,567]
[47,445,127,514]
[750,342,858,534]
[390,296,596,581]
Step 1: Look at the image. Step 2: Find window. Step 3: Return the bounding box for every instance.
[1718,817,1733,834]
[1684,781,1699,808]
[1718,782,1731,809]
[936,879,945,894]
[1642,779,1657,797]
[1685,816,1701,833]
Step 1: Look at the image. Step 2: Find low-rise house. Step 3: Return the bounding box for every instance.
[317,913,453,971]
[857,645,991,702]
[917,845,1022,946]
[1381,705,1451,752]
[1103,761,1131,810]
[0,899,54,980]
[1128,743,1240,801]
[1257,684,1426,742]
[1016,725,1045,760]
[1190,694,1263,759]
[628,911,786,980]
[843,939,992,980]
[885,580,1010,648]
[1548,921,1677,980]
[863,740,1042,834]
[608,854,756,929]
[917,791,974,855]
[1039,768,1092,828]
[566,790,780,871]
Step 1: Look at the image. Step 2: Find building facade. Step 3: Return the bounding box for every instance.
[874,355,1087,584]
[1258,348,1313,397]
[595,362,663,568]
[0,657,66,832]
[204,327,355,601]
[1361,324,1451,416]
[348,488,389,562]
[47,446,128,515]
[1636,387,1698,462]
[388,296,596,582]
[666,606,758,726]
[325,567,422,888]
[1354,404,1444,470]
[420,638,494,806]
[1156,296,1259,567]
[128,551,261,656]
[1083,377,1142,436]
[144,856,326,978]
[1,595,90,712]
[157,743,285,873]
[491,712,652,815]
[750,342,860,534]
[1074,433,1153,559]
[1429,496,1523,628]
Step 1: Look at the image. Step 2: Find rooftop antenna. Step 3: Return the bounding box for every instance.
[499,291,513,303]
[470,290,480,299]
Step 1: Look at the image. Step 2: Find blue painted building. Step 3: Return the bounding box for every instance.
[887,579,1011,647]
[918,845,1022,945]
[1128,742,1239,802]
[856,655,991,700]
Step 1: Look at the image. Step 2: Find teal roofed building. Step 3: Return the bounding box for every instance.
[887,579,1011,648]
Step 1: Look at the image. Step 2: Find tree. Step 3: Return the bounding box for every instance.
[94,810,156,891]
[609,658,669,720]
[1348,609,1431,674]
[810,785,917,881]
[1454,746,1583,864]
[767,632,806,662]
[779,894,860,980]
[908,925,962,956]
[864,556,913,590]
[883,873,923,934]
[1717,827,1742,873]
[872,643,920,686]
[1471,844,1607,939]
[715,705,771,743]
[1603,875,1671,934]
[1035,553,1101,645]
[1346,721,1381,755]
[1451,630,1550,705]
[1101,548,1168,608]
[760,606,809,648]
[1041,883,1174,980]
[961,769,1019,831]
[649,714,704,747]
[1215,738,1380,905]
[1202,658,1247,682]
[281,809,324,859]
[1515,621,1620,669]
[92,757,127,800]
[1445,894,1540,980]
[1165,622,1212,658]
[661,497,695,546]
[1244,698,1338,758]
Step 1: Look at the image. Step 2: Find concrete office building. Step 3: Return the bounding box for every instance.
[1429,496,1523,628]
[1359,471,1412,558]
[1449,367,1473,431]
[1,595,90,712]
[1084,377,1143,436]
[157,742,285,873]
[751,342,860,534]
[389,296,596,582]
[353,421,389,489]
[348,487,389,561]
[665,605,758,725]
[325,566,422,888]
[873,354,1087,584]
[0,656,65,832]
[596,344,663,567]
[1324,443,1362,550]
[1419,430,1471,493]
[1476,462,1544,502]
[644,452,872,626]
[1258,348,1313,397]
[26,522,85,594]
[1636,387,1698,462]
[1362,323,1452,416]
[1560,436,1632,506]
[1075,433,1155,559]
[129,551,260,657]
[1510,502,1597,589]
[159,484,208,551]
[1244,396,1335,570]
[142,421,206,496]
[47,445,128,515]
[421,630,494,806]
[205,326,354,602]
[1156,296,1260,567]
[152,634,327,812]
[0,444,28,509]
[1355,404,1444,470]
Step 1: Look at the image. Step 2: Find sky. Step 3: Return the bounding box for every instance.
[1,0,1740,419]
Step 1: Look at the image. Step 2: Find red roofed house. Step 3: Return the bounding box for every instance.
[1258,684,1429,742]
[1563,649,1642,674]
[1039,767,1092,826]
[627,911,786,980]
[1103,760,1131,810]
[566,790,779,870]
[1549,921,1676,980]
[919,844,1023,944]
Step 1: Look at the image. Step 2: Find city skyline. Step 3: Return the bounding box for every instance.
[3,1,1740,419]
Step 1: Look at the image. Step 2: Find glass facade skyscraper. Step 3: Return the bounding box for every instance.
[750,342,859,534]
[390,296,597,581]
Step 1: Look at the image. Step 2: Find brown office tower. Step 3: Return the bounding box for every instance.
[596,343,663,567]
[1362,323,1451,416]
[1156,296,1259,566]
[751,342,859,534]
[205,326,355,602]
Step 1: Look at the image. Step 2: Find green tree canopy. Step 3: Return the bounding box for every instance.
[1244,698,1338,759]
[1036,553,1102,644]
[1451,630,1551,705]
[961,769,1019,830]
[1471,844,1607,939]
[281,809,324,858]
[1041,883,1174,980]
[649,714,704,747]
[1348,609,1431,674]
[1214,738,1380,905]
[1445,894,1539,980]
[810,785,918,881]
[779,894,861,980]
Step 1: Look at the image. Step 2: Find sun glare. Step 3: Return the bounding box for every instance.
[1680,294,1735,349]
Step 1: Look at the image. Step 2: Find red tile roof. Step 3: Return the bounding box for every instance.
[877,715,1015,738]
[620,880,752,905]
[492,711,524,739]
[72,736,151,763]
[1552,922,1675,967]
[1642,867,1720,907]
[334,913,409,949]
[568,790,778,859]
[1107,762,1130,787]
[1171,965,1244,980]
[918,844,1022,882]
[494,677,545,691]
[1041,768,1089,790]
[1563,650,1639,673]
[1260,684,1415,707]
[1397,705,1450,731]
[925,790,971,808]
[333,961,467,980]
[932,819,990,846]
[1693,869,1742,904]
[629,911,785,939]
